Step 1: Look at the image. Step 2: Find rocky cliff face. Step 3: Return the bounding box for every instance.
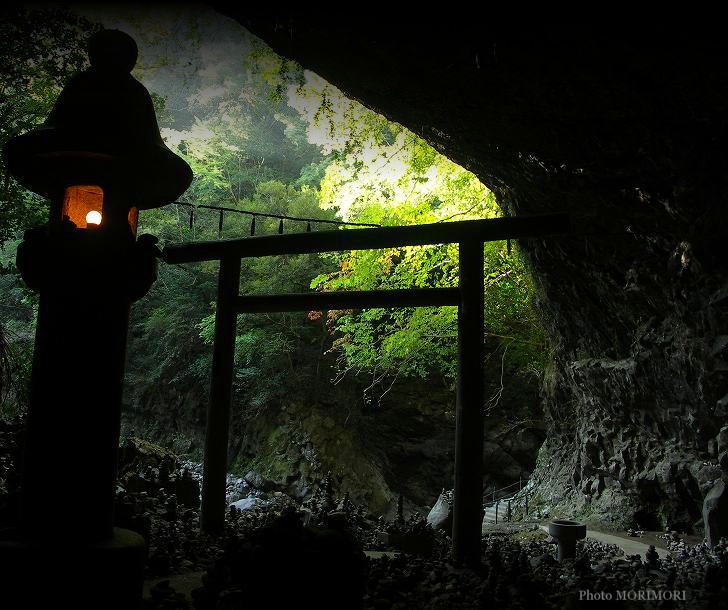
[123,354,543,517]
[530,223,727,530]
[226,18,728,530]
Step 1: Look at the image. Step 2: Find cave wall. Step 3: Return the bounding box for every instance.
[226,16,728,530]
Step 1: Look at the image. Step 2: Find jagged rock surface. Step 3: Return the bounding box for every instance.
[123,360,542,518]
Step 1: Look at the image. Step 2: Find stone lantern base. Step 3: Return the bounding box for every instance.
[0,527,146,609]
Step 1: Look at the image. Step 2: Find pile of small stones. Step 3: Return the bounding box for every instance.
[579,538,624,561]
[176,520,728,609]
[360,535,728,609]
[146,580,189,610]
[627,528,644,537]
[103,453,728,608]
[3,426,728,609]
[176,508,728,609]
[658,529,691,553]
[116,454,302,578]
[191,507,368,610]
[0,416,22,522]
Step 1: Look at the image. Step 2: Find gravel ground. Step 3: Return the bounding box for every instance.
[1,426,726,609]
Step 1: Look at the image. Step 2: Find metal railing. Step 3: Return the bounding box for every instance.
[486,478,525,504]
[170,200,381,238]
[483,477,535,524]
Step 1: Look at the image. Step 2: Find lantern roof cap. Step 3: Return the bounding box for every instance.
[88,29,138,73]
[3,29,192,210]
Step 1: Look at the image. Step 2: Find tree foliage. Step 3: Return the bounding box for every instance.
[0,6,99,242]
[132,179,338,414]
[292,75,546,394]
[0,10,546,423]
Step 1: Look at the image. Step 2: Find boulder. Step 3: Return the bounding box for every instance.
[230,497,260,511]
[244,470,282,492]
[244,470,264,488]
[718,426,728,455]
[426,491,452,531]
[118,437,177,476]
[225,477,250,504]
[287,477,310,500]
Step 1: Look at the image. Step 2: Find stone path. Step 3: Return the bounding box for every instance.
[539,525,670,559]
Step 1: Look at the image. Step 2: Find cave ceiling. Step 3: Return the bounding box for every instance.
[211,14,728,220]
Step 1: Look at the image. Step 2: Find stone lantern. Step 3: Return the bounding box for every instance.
[0,30,192,608]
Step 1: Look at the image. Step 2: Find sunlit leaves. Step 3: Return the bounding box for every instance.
[284,72,545,388]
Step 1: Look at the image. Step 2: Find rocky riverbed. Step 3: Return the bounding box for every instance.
[1,429,726,608]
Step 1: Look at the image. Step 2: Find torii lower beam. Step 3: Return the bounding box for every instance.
[163,213,569,566]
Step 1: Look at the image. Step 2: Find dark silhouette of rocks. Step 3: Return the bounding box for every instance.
[703,453,728,547]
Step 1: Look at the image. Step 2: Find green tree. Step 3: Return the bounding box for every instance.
[0,6,99,241]
[129,179,338,423]
[288,74,546,399]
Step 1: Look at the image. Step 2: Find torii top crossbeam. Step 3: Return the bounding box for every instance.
[163,213,569,263]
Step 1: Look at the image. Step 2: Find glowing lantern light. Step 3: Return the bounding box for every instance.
[60,185,140,233]
[63,185,103,228]
[85,210,102,226]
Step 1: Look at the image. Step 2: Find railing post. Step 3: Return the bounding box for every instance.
[526,492,529,516]
[507,499,512,522]
[200,255,241,535]
[452,239,485,566]
[495,500,499,524]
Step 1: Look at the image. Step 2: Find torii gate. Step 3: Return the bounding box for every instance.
[163,213,568,565]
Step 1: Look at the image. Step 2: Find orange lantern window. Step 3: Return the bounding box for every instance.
[62,185,103,228]
[127,206,139,236]
[61,185,139,235]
